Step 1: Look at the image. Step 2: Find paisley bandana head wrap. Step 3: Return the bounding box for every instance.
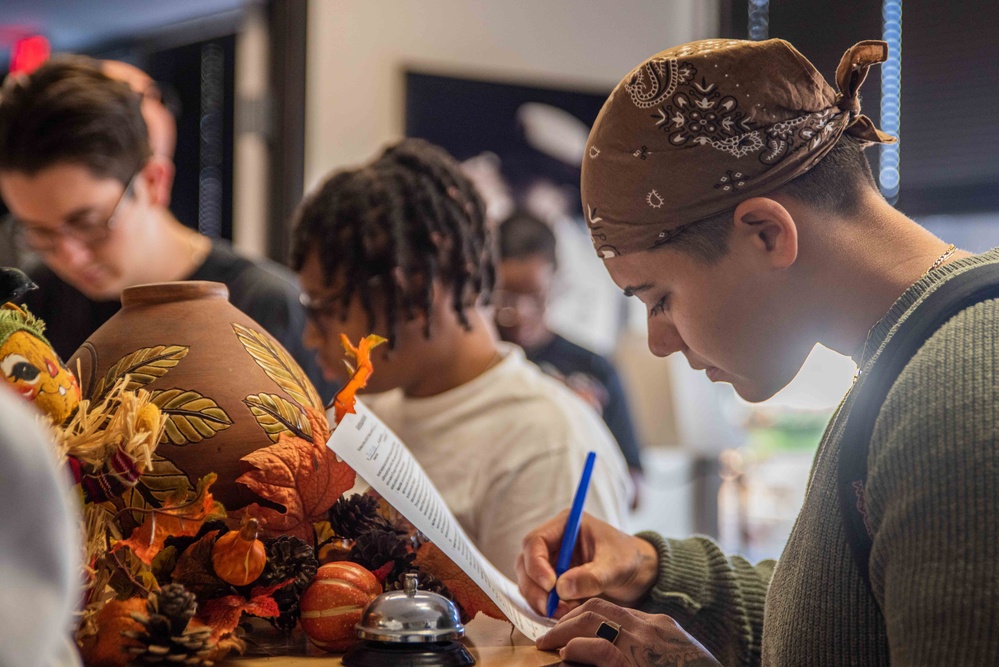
[582,38,896,258]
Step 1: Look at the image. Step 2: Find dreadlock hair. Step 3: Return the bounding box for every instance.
[497,210,557,268]
[661,135,880,264]
[290,138,494,348]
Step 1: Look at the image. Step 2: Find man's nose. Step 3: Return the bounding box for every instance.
[647,320,684,358]
[49,235,93,267]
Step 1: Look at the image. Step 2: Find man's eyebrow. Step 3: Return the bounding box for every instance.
[623,283,653,298]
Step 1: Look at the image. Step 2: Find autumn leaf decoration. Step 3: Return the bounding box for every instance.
[331,334,387,424]
[235,334,385,539]
[197,580,294,643]
[112,473,226,565]
[414,542,507,622]
[236,407,355,540]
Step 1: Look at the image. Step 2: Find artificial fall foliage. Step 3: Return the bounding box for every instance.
[171,530,232,599]
[45,332,513,664]
[196,580,293,643]
[414,543,507,623]
[112,473,225,565]
[331,334,387,423]
[235,407,356,541]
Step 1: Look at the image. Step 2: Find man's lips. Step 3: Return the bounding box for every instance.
[687,358,724,382]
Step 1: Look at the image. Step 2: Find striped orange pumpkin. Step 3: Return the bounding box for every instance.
[299,561,381,652]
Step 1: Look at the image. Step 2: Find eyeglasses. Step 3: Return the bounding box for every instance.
[299,290,344,333]
[492,289,546,327]
[15,172,139,253]
[299,276,383,336]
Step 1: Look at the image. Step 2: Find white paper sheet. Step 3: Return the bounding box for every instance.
[326,401,556,640]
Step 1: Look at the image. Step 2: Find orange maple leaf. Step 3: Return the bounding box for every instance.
[414,542,507,623]
[330,334,387,424]
[112,474,225,565]
[305,406,331,446]
[197,581,291,643]
[236,409,355,540]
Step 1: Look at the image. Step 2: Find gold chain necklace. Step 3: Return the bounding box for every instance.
[853,243,958,382]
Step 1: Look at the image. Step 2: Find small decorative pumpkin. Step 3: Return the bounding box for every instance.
[211,517,266,586]
[299,561,381,652]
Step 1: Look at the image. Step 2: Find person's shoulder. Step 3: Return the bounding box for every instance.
[199,239,301,300]
[880,294,999,424]
[546,334,614,379]
[501,348,613,437]
[911,296,999,369]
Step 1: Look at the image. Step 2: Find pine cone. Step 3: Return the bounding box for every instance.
[328,494,394,539]
[391,569,470,623]
[124,584,214,665]
[260,536,318,631]
[349,529,415,584]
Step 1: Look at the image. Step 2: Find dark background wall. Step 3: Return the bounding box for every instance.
[723,0,999,218]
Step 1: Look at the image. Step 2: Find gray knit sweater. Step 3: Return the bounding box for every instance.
[638,247,999,666]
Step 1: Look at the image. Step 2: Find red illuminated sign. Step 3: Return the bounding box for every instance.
[10,35,51,75]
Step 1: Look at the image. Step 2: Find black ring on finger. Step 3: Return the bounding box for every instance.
[595,620,621,644]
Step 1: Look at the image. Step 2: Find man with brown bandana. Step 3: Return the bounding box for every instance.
[516,38,999,666]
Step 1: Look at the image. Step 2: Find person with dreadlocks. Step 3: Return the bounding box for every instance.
[291,138,630,580]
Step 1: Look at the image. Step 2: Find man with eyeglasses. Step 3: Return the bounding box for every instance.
[0,56,334,399]
[494,211,644,508]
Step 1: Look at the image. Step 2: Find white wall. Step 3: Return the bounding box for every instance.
[305,0,718,188]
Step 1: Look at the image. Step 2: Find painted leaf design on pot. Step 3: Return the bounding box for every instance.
[121,454,195,522]
[151,388,233,445]
[92,345,190,400]
[232,323,322,411]
[243,392,313,442]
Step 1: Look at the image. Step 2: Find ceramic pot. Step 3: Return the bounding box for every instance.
[70,281,324,510]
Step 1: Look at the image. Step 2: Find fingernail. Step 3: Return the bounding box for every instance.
[558,579,575,598]
[559,648,566,658]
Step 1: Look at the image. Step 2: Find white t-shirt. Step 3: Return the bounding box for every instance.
[363,343,630,579]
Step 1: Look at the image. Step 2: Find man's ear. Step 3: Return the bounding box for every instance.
[139,157,175,208]
[731,197,798,269]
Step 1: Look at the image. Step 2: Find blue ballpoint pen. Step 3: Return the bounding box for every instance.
[546,450,597,618]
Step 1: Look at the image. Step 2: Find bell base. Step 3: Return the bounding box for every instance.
[342,640,476,666]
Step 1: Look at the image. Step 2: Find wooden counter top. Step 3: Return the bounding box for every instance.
[230,616,563,666]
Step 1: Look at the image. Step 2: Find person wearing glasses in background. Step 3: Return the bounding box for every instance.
[290,138,630,580]
[0,56,334,399]
[494,210,644,509]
